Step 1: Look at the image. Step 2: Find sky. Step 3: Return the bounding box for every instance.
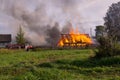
[0,0,119,45]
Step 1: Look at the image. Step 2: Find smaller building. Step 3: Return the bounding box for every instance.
[0,34,11,47]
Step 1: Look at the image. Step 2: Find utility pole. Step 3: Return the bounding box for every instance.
[90,28,92,37]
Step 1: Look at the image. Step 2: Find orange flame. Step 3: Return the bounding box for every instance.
[58,28,92,47]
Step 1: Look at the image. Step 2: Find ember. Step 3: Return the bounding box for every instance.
[57,28,93,47]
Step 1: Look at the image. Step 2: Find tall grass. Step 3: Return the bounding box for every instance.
[0,49,119,80]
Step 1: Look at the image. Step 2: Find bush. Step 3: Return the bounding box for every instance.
[94,35,120,58]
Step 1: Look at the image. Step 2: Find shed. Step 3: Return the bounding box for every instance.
[0,34,11,47]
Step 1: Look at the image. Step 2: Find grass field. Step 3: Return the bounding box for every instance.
[0,49,120,80]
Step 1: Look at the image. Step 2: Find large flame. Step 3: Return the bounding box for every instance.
[57,28,93,47]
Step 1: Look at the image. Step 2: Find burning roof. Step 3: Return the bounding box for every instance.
[57,28,93,47]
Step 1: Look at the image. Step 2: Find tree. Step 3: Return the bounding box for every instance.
[94,35,120,58]
[104,2,120,40]
[95,25,105,39]
[94,25,120,58]
[94,2,120,58]
[16,26,26,44]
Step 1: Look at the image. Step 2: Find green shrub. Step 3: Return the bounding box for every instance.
[94,35,120,58]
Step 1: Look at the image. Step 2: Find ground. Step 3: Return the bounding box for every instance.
[0,49,120,80]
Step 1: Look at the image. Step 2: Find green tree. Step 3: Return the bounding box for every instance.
[94,2,120,58]
[95,35,120,58]
[94,25,120,58]
[104,2,120,40]
[16,26,25,44]
[95,25,105,39]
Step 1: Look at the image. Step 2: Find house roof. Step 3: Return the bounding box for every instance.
[0,34,11,43]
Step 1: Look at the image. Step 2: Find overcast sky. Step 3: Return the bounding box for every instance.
[0,0,119,36]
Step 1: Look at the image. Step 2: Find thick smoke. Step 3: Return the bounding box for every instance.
[0,0,96,46]
[46,22,61,47]
[62,22,73,34]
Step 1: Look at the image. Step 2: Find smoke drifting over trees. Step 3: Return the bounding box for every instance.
[0,0,115,46]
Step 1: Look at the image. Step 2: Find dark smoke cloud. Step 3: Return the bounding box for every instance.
[46,22,61,47]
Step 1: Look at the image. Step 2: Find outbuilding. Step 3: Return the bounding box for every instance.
[0,34,11,47]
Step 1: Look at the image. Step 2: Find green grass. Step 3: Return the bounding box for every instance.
[0,49,120,80]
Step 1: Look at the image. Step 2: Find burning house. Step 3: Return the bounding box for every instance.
[0,34,11,47]
[57,28,93,48]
